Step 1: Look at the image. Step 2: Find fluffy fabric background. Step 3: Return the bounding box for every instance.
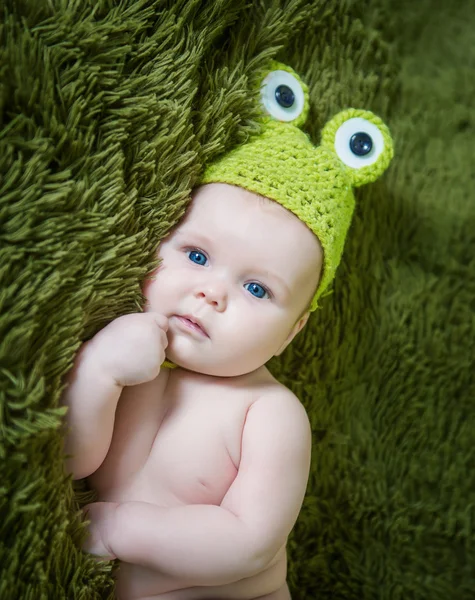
[1,1,473,598]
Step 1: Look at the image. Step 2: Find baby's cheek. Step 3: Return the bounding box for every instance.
[263,317,294,354]
[141,277,154,303]
[142,265,172,306]
[241,316,284,357]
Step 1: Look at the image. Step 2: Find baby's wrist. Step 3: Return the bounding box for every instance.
[83,502,120,560]
[77,338,123,389]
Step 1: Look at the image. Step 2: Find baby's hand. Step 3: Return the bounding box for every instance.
[83,502,118,561]
[93,313,169,387]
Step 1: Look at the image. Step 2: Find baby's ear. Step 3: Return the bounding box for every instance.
[275,312,310,356]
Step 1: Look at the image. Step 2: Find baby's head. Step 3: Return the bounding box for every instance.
[145,183,322,376]
[145,63,393,376]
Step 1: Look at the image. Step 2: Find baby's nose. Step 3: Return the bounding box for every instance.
[195,282,228,311]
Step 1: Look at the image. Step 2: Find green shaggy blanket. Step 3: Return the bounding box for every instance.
[1,1,474,598]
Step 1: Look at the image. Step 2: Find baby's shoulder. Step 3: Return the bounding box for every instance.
[246,365,296,396]
[245,367,309,426]
[170,366,305,419]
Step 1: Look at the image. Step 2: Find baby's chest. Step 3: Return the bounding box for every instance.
[142,383,250,505]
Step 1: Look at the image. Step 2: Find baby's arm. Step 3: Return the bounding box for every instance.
[62,313,168,480]
[84,389,311,586]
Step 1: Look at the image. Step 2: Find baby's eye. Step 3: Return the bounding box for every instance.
[245,282,270,299]
[187,250,208,266]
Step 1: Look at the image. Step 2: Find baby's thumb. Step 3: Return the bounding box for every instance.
[150,313,169,332]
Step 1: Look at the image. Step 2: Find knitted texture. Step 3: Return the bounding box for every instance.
[202,67,394,310]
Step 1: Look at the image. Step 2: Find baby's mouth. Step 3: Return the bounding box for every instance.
[174,315,209,338]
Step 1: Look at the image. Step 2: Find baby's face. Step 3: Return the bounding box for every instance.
[145,183,322,377]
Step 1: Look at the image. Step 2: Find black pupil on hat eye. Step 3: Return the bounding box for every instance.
[349,132,373,156]
[275,84,295,108]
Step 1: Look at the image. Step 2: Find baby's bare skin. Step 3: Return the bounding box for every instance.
[64,311,310,599]
[63,184,323,599]
[88,364,299,599]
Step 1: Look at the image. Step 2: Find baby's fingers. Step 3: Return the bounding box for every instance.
[160,327,169,350]
[83,502,118,561]
[149,313,169,333]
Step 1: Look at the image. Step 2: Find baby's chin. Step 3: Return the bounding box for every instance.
[165,347,268,378]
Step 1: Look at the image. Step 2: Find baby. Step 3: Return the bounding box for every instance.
[62,63,393,600]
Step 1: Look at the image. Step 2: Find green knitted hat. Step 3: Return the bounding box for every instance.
[201,62,394,311]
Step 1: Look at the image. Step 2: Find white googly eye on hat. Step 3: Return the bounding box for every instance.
[260,66,308,126]
[321,109,394,187]
[334,117,384,168]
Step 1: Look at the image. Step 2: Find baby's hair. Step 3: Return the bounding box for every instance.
[257,194,274,205]
[256,193,295,220]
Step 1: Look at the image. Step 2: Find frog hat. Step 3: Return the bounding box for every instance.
[201,62,394,311]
